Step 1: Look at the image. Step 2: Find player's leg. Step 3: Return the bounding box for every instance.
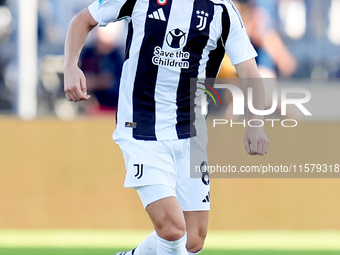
[114,135,206,254]
[184,211,209,254]
[146,196,188,254]
[117,209,208,255]
[126,186,188,255]
[114,187,188,255]
[146,196,186,241]
[113,134,189,254]
[174,127,210,254]
[174,167,210,254]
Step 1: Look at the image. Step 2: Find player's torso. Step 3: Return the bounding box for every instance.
[116,0,230,141]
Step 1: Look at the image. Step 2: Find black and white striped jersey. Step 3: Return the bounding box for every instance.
[88,0,257,141]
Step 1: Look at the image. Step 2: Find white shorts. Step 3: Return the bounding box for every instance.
[113,131,210,211]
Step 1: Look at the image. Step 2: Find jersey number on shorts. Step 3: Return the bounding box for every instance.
[134,164,144,179]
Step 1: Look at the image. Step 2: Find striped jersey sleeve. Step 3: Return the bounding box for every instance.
[88,0,135,26]
[222,0,257,65]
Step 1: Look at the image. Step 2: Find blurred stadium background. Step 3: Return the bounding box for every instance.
[0,0,340,254]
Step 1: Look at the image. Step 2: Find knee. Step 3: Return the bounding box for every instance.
[155,219,186,241]
[186,229,207,253]
[147,196,187,241]
[186,237,205,253]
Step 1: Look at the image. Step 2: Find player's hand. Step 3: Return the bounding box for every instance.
[64,64,91,102]
[244,126,269,156]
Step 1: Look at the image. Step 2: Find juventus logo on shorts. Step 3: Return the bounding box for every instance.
[196,10,209,31]
[134,164,144,179]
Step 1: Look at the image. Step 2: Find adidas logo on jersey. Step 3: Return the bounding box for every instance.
[148,8,166,21]
[202,192,210,203]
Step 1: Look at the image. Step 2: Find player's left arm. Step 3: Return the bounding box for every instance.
[235,58,269,156]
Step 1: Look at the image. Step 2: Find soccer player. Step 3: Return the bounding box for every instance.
[63,0,269,254]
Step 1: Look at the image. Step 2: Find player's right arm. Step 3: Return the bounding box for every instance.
[223,1,269,156]
[63,8,98,102]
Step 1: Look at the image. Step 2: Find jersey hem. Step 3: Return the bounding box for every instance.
[88,4,100,25]
[231,53,258,66]
[132,131,196,141]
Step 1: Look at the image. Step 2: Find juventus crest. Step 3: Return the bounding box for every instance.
[196,10,209,31]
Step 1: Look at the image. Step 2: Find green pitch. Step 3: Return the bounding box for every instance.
[1,248,340,255]
[1,230,340,255]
